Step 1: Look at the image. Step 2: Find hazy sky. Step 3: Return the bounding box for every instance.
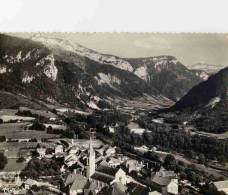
[11,33,228,66]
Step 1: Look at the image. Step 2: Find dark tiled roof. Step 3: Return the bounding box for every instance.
[151,173,171,186]
[96,165,119,176]
[97,184,127,195]
[127,182,148,195]
[91,172,114,183]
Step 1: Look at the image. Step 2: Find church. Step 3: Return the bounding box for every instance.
[65,137,127,195]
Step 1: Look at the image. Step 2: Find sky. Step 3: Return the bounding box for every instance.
[11,33,228,67]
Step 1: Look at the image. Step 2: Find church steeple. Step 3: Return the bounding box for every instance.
[87,135,95,178]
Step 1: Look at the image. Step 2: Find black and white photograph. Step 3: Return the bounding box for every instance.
[0,0,228,195]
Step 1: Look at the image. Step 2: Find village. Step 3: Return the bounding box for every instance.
[0,106,227,195]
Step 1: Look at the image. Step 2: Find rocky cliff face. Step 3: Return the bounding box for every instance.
[0,34,207,110]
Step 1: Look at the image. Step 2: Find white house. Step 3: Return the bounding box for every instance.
[24,178,37,190]
[55,145,64,154]
[125,159,144,174]
[213,180,228,194]
[107,157,122,167]
[105,147,116,157]
[37,147,46,157]
[167,179,179,195]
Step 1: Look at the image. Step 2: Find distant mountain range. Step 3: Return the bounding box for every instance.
[187,62,227,74]
[0,34,226,111]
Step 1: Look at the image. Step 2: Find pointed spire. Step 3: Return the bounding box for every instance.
[89,135,93,153]
[87,132,96,178]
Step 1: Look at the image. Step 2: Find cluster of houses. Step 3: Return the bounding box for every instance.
[57,137,180,195]
[0,134,181,195]
[1,109,228,194]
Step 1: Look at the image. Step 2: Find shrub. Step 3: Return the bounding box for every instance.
[0,153,7,170]
[29,120,45,131]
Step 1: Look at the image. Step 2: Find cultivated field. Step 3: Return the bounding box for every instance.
[0,123,61,140]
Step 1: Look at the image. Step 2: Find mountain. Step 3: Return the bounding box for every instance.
[173,66,228,110]
[127,56,202,101]
[30,34,204,101]
[0,34,172,110]
[188,63,227,74]
[172,66,228,133]
[30,34,134,72]
[0,34,205,111]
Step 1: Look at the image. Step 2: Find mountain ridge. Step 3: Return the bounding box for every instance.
[170,66,228,133]
[0,33,213,110]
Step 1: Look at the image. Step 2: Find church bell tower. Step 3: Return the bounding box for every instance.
[87,136,95,178]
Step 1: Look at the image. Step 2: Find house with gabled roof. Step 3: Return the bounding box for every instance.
[91,163,127,186]
[150,167,178,195]
[23,178,38,190]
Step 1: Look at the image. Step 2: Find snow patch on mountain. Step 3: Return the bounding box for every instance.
[25,51,31,59]
[16,51,22,62]
[134,66,148,81]
[153,57,179,72]
[95,73,121,88]
[154,60,168,72]
[206,97,221,108]
[42,55,58,81]
[22,72,35,83]
[171,59,178,64]
[87,101,100,110]
[2,49,41,65]
[194,71,209,80]
[132,56,179,73]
